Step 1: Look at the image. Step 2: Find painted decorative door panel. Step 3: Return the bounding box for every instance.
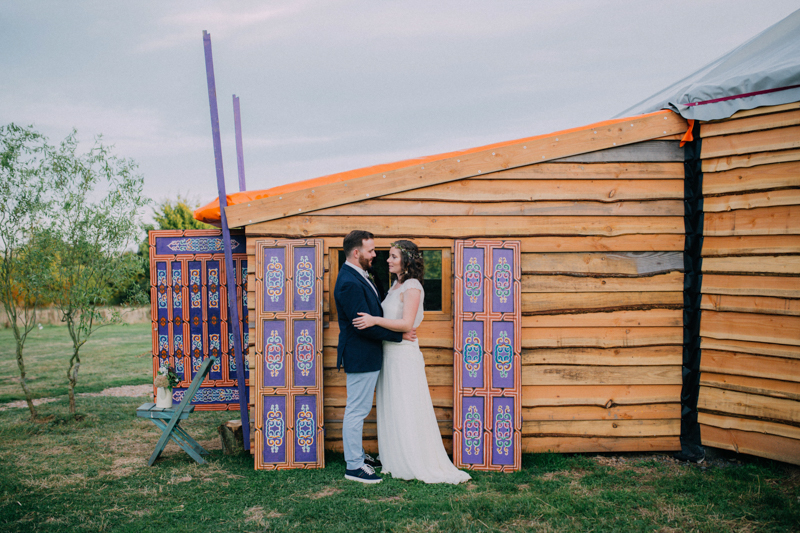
[254,239,325,470]
[453,240,522,471]
[150,230,249,410]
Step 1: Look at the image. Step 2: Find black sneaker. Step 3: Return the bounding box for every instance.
[364,453,382,469]
[345,464,381,484]
[674,449,706,464]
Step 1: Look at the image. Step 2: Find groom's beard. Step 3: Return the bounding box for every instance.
[358,255,372,270]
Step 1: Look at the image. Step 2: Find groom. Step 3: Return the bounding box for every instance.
[334,230,416,483]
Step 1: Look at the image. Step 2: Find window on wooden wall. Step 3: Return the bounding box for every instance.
[330,247,452,321]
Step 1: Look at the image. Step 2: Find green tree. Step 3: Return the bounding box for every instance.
[0,124,58,419]
[46,132,149,415]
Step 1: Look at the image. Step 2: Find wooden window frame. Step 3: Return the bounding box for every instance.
[328,246,452,322]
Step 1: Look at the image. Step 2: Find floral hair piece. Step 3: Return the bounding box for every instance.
[390,241,422,261]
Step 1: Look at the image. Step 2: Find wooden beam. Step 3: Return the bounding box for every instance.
[701,424,800,466]
[470,162,684,180]
[522,345,681,366]
[226,111,686,227]
[521,365,681,386]
[699,412,800,442]
[700,310,800,346]
[522,327,682,348]
[700,337,800,359]
[384,179,684,202]
[701,293,800,316]
[518,235,684,253]
[522,251,683,276]
[703,161,800,195]
[522,384,681,407]
[551,141,684,163]
[522,309,682,328]
[248,215,685,238]
[704,206,800,236]
[698,387,800,423]
[702,235,800,256]
[522,436,680,453]
[522,291,683,314]
[701,124,800,159]
[312,199,684,217]
[725,101,800,120]
[700,349,800,383]
[523,272,683,293]
[702,255,800,275]
[523,403,680,421]
[522,419,679,438]
[701,109,800,138]
[701,273,800,298]
[700,372,800,400]
[703,189,800,213]
[702,148,800,173]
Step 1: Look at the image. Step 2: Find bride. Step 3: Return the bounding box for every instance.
[353,240,471,484]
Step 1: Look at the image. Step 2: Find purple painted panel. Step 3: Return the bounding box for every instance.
[492,397,514,466]
[461,321,484,389]
[263,320,287,388]
[461,396,484,464]
[463,248,484,314]
[263,395,286,464]
[156,262,169,369]
[154,234,245,256]
[171,263,185,369]
[263,248,286,313]
[491,321,515,389]
[491,248,514,314]
[293,319,316,388]
[294,395,317,463]
[188,261,202,383]
[293,247,316,312]
[206,260,223,380]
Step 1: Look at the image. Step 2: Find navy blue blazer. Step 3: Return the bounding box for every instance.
[333,263,402,373]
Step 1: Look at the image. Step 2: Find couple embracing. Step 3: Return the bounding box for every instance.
[334,230,471,485]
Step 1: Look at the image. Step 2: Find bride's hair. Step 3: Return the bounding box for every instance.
[391,240,424,284]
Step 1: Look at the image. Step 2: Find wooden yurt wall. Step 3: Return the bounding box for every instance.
[244,135,687,455]
[697,102,800,465]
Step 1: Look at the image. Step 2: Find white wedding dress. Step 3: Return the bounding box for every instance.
[376,278,471,484]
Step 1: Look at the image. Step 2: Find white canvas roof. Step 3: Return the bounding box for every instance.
[618,8,800,121]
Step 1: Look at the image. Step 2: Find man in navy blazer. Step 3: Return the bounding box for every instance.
[334,230,415,483]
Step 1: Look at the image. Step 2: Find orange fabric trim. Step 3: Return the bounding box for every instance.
[194,110,676,224]
[679,119,695,147]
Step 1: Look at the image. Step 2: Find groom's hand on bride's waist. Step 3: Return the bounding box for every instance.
[402,329,417,342]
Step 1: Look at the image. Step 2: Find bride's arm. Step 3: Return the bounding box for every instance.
[353,288,421,332]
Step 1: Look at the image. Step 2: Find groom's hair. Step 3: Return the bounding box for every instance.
[343,230,374,258]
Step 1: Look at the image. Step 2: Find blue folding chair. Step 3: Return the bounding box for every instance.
[137,356,216,466]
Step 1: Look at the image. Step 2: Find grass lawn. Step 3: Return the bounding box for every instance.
[1,325,799,532]
[0,323,152,403]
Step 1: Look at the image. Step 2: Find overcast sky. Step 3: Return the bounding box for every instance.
[2,1,798,214]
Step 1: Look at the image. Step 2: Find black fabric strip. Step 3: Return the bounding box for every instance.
[679,120,705,459]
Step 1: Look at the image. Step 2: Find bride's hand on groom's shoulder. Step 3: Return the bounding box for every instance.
[353,312,376,330]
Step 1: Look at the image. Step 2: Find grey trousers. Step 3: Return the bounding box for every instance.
[343,370,380,470]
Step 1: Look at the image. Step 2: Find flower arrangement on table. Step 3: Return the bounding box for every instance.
[154,366,180,408]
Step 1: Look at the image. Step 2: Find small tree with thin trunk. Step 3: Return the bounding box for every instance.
[0,124,58,420]
[47,132,148,415]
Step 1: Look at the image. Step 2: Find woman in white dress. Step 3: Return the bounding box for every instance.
[353,240,471,484]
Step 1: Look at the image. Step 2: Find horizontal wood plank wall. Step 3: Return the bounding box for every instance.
[698,104,800,465]
[245,139,687,454]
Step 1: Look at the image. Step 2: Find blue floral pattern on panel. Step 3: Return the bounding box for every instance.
[295,329,314,377]
[157,270,168,308]
[493,331,513,378]
[190,269,201,308]
[464,405,482,456]
[172,269,182,308]
[295,256,314,302]
[493,257,512,304]
[296,404,314,453]
[463,330,482,379]
[464,257,482,303]
[266,330,284,377]
[266,404,285,453]
[207,268,219,308]
[266,256,284,303]
[167,238,240,253]
[494,405,512,455]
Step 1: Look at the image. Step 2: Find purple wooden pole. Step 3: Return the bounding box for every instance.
[203,31,250,449]
[233,94,247,192]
